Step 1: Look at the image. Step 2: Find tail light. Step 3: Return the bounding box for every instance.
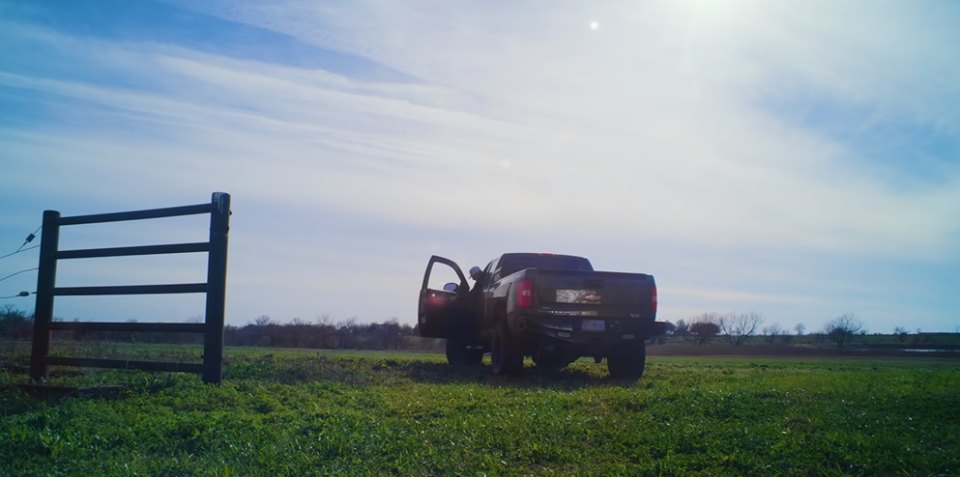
[651,285,658,315]
[516,278,535,308]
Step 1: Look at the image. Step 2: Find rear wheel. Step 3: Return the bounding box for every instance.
[607,342,647,379]
[491,322,523,375]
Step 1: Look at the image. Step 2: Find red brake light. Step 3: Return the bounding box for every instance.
[651,285,658,314]
[516,278,535,308]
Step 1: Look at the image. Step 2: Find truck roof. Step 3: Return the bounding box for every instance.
[499,253,593,277]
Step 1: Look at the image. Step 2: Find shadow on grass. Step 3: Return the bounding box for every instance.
[1,352,644,404]
[222,353,641,390]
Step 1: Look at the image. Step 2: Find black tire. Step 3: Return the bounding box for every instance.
[445,338,483,367]
[491,321,523,375]
[445,338,464,366]
[607,342,647,379]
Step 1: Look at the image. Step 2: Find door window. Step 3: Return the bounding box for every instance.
[427,261,466,293]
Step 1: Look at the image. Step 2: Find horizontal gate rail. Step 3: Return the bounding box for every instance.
[53,283,208,296]
[57,242,210,259]
[29,192,230,384]
[48,321,207,333]
[58,203,214,225]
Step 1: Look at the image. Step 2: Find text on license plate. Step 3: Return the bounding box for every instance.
[582,319,605,332]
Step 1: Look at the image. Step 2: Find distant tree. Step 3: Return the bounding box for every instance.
[0,305,31,339]
[314,314,337,348]
[337,318,359,348]
[673,319,690,336]
[823,313,863,348]
[689,315,721,346]
[371,319,403,350]
[794,323,806,336]
[719,312,764,345]
[652,321,676,345]
[287,317,309,348]
[762,323,784,344]
[254,315,272,327]
[910,329,929,346]
[894,326,909,344]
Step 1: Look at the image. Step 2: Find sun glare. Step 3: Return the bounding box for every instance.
[589,21,600,31]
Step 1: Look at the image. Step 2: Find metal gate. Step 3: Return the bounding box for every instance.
[29,192,231,384]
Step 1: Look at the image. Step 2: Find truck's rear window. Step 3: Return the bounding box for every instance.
[499,254,593,277]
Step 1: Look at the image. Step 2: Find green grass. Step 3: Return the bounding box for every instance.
[2,344,958,476]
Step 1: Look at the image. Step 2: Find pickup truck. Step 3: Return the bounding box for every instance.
[418,253,665,377]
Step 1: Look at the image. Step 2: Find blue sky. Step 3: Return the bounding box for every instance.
[1,0,958,333]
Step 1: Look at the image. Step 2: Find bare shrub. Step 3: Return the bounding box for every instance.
[719,312,764,346]
[823,313,864,348]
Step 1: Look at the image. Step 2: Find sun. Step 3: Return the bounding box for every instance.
[589,21,600,31]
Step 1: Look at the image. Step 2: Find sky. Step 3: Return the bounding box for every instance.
[1,0,958,333]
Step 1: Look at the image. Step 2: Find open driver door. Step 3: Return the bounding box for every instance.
[418,255,469,339]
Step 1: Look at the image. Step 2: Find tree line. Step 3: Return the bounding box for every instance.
[660,311,949,348]
[224,316,438,351]
[0,305,950,350]
[662,311,867,347]
[0,307,443,352]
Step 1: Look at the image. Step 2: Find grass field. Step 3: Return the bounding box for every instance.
[1,343,958,476]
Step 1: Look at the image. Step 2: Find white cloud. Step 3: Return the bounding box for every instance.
[154,0,960,260]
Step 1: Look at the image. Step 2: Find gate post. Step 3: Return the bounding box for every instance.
[202,193,230,384]
[29,210,61,382]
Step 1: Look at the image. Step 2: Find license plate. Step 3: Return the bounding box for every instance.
[582,319,605,332]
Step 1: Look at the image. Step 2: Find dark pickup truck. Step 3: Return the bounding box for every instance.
[418,253,665,377]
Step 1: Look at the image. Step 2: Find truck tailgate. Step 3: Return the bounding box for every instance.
[533,270,656,318]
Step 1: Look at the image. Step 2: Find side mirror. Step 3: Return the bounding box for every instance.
[442,282,459,293]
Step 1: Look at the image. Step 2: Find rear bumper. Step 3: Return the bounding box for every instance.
[511,313,666,346]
